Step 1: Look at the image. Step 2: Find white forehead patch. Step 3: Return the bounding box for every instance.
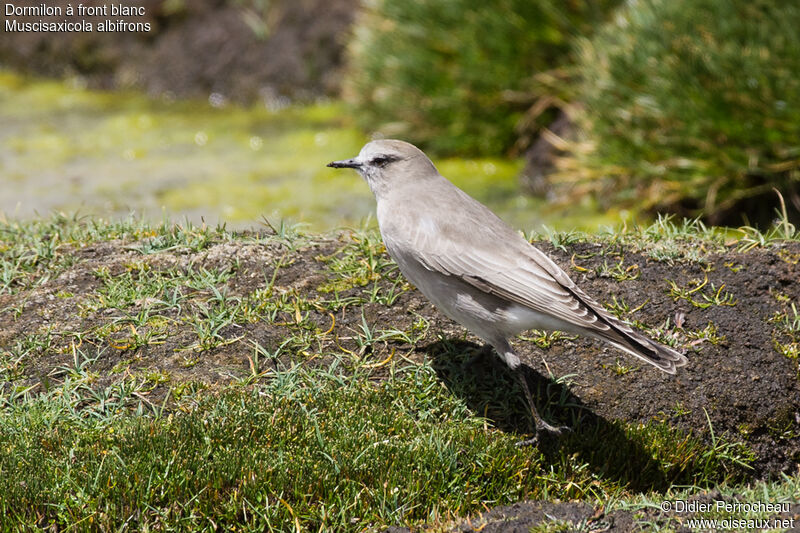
[359,141,388,160]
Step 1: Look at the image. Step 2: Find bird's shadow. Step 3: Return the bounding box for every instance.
[424,338,677,493]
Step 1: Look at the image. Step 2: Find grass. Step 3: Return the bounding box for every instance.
[770,300,800,360]
[619,477,800,531]
[0,357,763,531]
[667,276,737,310]
[0,212,798,530]
[1,362,533,529]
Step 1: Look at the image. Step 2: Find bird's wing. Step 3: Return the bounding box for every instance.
[407,223,614,334]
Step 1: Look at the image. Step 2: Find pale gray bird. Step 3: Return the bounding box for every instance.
[328,139,687,437]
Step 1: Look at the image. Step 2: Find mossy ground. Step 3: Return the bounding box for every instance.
[0,71,625,234]
[0,213,798,531]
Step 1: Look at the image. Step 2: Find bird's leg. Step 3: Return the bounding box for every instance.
[515,366,569,446]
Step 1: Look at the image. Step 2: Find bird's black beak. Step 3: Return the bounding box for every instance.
[327,158,361,169]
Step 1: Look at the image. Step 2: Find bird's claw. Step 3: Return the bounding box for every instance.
[536,420,571,436]
[515,422,571,447]
[545,424,572,436]
[515,436,539,447]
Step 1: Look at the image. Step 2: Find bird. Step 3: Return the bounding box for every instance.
[328,139,687,439]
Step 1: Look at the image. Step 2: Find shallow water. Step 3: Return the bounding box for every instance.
[0,71,622,232]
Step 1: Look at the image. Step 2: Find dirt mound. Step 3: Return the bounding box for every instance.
[518,241,800,477]
[1,230,798,482]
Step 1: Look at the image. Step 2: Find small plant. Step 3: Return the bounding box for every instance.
[182,299,242,351]
[672,402,691,418]
[769,301,800,360]
[317,228,395,294]
[737,193,798,251]
[518,329,571,350]
[667,276,737,309]
[107,321,168,351]
[699,409,755,478]
[685,322,725,348]
[612,359,638,376]
[604,295,648,321]
[596,257,640,281]
[52,343,101,382]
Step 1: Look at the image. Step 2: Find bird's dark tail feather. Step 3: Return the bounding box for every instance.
[602,330,688,374]
[561,281,688,373]
[576,296,688,373]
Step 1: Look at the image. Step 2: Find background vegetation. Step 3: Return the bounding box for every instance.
[343,0,620,156]
[344,0,800,225]
[3,0,798,225]
[560,0,800,224]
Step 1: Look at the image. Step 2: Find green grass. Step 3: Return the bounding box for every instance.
[0,212,798,530]
[0,358,761,531]
[565,0,800,224]
[619,477,800,531]
[1,363,530,528]
[770,299,800,360]
[0,212,229,295]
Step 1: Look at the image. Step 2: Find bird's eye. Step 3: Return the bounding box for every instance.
[371,155,395,167]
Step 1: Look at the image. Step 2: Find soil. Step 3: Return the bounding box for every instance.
[440,494,800,532]
[0,0,358,101]
[1,231,798,531]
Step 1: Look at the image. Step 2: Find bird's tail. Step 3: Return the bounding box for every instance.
[596,327,688,374]
[567,286,688,373]
[550,271,688,373]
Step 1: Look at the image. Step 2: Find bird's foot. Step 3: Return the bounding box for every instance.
[515,421,571,447]
[514,437,538,447]
[536,419,571,436]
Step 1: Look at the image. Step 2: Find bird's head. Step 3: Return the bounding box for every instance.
[327,139,437,197]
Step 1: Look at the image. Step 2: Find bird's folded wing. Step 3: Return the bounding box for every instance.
[410,233,615,334]
[389,208,685,371]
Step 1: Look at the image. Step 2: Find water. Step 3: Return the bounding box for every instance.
[0,71,621,232]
